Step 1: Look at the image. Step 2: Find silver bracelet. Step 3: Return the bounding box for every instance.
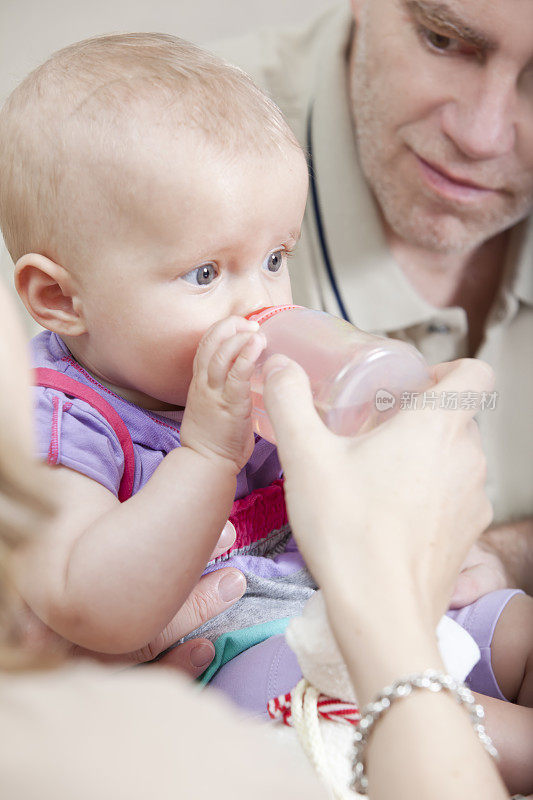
[352,669,498,795]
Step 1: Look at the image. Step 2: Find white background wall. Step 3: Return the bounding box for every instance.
[1,0,337,331]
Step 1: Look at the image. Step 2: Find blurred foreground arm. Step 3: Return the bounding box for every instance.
[263,356,507,800]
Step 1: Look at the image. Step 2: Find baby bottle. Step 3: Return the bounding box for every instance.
[247,305,431,444]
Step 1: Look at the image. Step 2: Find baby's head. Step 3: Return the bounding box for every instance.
[0,34,308,407]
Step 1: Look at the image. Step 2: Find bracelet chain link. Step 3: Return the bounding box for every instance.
[351,669,498,795]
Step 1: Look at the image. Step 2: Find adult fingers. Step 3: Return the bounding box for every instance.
[449,562,507,608]
[449,542,507,608]
[430,358,495,416]
[209,521,236,560]
[262,355,329,462]
[171,568,247,640]
[155,638,216,678]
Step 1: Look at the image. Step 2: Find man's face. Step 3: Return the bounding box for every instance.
[349,0,533,253]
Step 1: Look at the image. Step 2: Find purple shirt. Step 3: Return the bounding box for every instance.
[31,331,282,499]
[31,331,309,649]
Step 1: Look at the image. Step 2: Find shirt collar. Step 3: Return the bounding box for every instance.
[508,216,533,307]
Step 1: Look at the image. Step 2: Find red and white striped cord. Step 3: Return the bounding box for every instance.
[268,679,361,799]
[268,683,360,727]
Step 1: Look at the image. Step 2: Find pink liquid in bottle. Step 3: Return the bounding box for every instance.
[248,305,431,444]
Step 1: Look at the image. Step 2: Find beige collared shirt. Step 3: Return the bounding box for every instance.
[212,3,533,525]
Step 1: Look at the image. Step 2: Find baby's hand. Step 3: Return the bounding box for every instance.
[180,316,266,473]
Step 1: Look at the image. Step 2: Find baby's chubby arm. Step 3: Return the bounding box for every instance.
[14,317,264,655]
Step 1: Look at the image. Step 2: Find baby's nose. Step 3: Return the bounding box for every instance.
[231,285,273,319]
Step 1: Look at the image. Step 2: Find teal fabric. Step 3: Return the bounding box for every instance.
[199,617,291,685]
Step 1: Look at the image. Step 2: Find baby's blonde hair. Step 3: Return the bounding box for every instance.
[0,33,300,266]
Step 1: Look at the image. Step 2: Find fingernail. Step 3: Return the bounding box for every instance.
[190,642,215,668]
[218,521,236,550]
[219,571,246,603]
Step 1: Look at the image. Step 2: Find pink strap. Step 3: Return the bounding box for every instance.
[34,367,135,502]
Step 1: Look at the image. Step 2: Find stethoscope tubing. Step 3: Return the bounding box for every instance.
[306,108,351,323]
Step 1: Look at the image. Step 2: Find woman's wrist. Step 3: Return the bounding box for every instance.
[324,588,443,706]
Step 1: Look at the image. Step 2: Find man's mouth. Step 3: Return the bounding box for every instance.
[414,154,498,202]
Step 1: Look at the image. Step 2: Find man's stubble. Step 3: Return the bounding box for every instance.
[349,33,533,256]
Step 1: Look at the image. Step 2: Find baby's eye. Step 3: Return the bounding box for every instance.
[181,263,219,286]
[262,249,285,273]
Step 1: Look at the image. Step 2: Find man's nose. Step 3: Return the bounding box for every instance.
[441,71,516,161]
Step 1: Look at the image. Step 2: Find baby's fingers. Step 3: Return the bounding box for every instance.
[207,331,264,390]
[194,317,259,377]
[222,332,266,404]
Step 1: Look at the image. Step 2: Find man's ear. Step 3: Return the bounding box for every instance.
[14,253,87,336]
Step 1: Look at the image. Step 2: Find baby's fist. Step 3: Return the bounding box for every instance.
[181,317,266,471]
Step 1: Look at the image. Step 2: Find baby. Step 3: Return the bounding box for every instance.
[0,33,531,794]
[0,32,313,663]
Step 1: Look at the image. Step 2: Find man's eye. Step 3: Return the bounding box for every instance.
[181,263,219,286]
[263,249,285,273]
[426,30,453,50]
[419,25,479,58]
[419,25,463,54]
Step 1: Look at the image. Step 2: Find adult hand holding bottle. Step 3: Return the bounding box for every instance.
[262,355,507,800]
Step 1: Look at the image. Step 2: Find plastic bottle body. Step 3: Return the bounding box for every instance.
[249,305,431,443]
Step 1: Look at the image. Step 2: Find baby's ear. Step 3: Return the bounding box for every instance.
[14,253,86,336]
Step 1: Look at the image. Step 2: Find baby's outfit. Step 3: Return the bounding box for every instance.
[31,332,315,650]
[210,588,523,718]
[31,331,518,715]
